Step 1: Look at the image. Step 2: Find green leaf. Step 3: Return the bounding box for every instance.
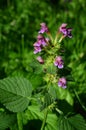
[0,112,16,130]
[41,93,53,110]
[69,114,86,130]
[58,116,74,130]
[58,114,86,130]
[49,84,74,106]
[48,85,58,100]
[30,59,43,74]
[0,77,32,112]
[46,64,57,74]
[23,105,58,130]
[29,74,43,89]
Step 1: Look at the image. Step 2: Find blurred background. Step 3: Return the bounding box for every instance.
[0,0,86,108]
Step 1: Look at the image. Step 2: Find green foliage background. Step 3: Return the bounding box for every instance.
[0,0,86,129]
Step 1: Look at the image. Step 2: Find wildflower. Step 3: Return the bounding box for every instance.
[59,23,67,33]
[33,34,49,54]
[33,41,41,47]
[37,34,47,47]
[58,77,67,88]
[65,28,72,38]
[34,46,42,54]
[39,23,49,34]
[59,23,72,38]
[36,56,44,64]
[54,56,64,69]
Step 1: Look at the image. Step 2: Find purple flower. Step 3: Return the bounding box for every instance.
[59,23,67,32]
[34,46,42,54]
[36,56,44,64]
[37,34,47,47]
[39,23,49,34]
[66,28,72,38]
[33,34,49,54]
[58,77,67,89]
[54,56,64,69]
[33,41,41,47]
[59,23,72,38]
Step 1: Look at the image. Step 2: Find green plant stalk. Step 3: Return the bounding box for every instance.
[21,34,24,61]
[41,108,48,130]
[74,89,86,111]
[55,108,63,115]
[17,113,23,130]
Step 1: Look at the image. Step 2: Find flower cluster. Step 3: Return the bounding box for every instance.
[33,34,49,54]
[33,23,72,89]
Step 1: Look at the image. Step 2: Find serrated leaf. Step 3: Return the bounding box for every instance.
[58,114,86,130]
[0,77,32,112]
[46,114,58,130]
[69,114,86,130]
[23,105,58,130]
[0,112,16,130]
[58,116,74,130]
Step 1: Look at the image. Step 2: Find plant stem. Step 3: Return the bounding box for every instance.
[54,32,60,45]
[55,108,63,115]
[58,35,65,43]
[47,32,53,43]
[74,89,86,111]
[41,109,48,130]
[17,113,23,130]
[27,96,37,101]
[21,34,24,60]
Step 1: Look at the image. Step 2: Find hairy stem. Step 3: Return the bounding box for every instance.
[41,109,48,130]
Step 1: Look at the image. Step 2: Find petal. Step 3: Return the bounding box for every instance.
[58,64,64,69]
[54,61,58,66]
[58,81,62,87]
[62,85,67,89]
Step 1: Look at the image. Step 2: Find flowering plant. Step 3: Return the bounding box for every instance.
[31,22,77,130]
[0,22,86,130]
[33,22,72,89]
